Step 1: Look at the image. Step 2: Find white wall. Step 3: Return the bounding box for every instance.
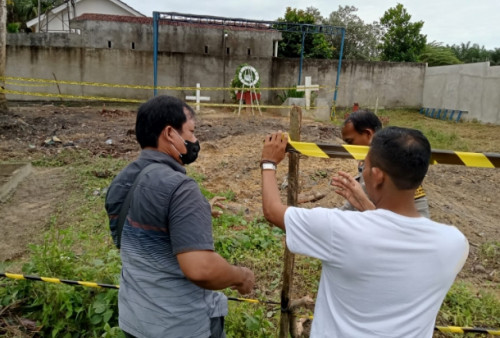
[423,62,500,124]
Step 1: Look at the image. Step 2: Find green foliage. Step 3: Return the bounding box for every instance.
[449,42,492,64]
[7,22,21,33]
[420,128,466,151]
[377,110,469,151]
[213,218,283,261]
[479,241,500,262]
[7,0,36,25]
[439,282,500,327]
[324,5,382,60]
[378,108,500,152]
[6,0,64,28]
[275,85,305,103]
[0,154,123,337]
[32,148,94,167]
[276,7,334,59]
[419,42,462,66]
[226,305,278,337]
[379,3,427,62]
[489,48,500,66]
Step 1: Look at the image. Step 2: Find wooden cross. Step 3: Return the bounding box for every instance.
[185,83,210,112]
[297,76,319,110]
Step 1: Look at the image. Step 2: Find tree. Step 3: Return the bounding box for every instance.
[418,42,462,66]
[6,0,65,32]
[449,42,491,64]
[324,5,382,60]
[489,48,500,66]
[276,7,334,59]
[1,0,9,114]
[379,3,426,62]
[304,6,322,24]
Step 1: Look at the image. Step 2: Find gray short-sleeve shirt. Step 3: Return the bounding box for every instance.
[105,150,227,338]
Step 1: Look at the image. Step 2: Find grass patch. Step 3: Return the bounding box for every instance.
[438,282,500,328]
[1,155,124,337]
[331,108,500,152]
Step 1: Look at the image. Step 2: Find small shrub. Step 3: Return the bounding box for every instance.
[276,86,305,103]
[7,22,21,33]
[439,282,500,328]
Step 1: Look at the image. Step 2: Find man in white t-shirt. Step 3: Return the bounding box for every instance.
[260,127,468,338]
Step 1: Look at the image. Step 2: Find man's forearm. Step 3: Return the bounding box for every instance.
[177,251,253,293]
[262,170,287,230]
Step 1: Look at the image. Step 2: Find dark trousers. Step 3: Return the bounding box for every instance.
[122,317,226,338]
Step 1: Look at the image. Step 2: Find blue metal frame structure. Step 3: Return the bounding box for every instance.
[152,12,345,113]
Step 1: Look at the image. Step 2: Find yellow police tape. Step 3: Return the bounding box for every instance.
[0,88,331,110]
[2,89,144,103]
[5,80,52,87]
[1,272,498,334]
[0,272,278,304]
[1,76,332,92]
[287,140,500,169]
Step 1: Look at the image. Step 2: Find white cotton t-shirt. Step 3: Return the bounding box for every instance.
[285,207,469,338]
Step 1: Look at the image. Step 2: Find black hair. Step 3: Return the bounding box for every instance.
[135,95,195,149]
[344,110,382,133]
[369,126,431,190]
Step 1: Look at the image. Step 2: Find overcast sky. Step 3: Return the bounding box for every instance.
[122,0,499,50]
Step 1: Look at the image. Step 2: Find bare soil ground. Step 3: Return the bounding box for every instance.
[1,103,499,301]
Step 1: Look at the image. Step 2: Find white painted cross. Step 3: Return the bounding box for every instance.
[297,76,319,110]
[185,83,210,112]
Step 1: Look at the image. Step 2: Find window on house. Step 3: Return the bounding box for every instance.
[131,42,135,50]
[108,41,112,48]
[247,48,251,56]
[226,47,230,55]
[205,46,208,54]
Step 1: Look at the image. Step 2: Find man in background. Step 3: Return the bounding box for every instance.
[333,110,430,218]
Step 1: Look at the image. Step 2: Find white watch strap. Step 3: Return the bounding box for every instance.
[261,162,277,170]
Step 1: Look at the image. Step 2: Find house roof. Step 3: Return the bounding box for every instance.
[112,0,145,16]
[26,0,145,28]
[72,13,276,32]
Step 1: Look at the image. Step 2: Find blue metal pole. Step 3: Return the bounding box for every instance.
[153,12,159,96]
[298,29,306,85]
[333,28,345,103]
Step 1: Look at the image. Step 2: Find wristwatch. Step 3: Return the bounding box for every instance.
[261,162,277,171]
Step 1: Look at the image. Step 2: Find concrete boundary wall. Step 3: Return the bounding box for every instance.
[271,59,425,109]
[6,22,500,124]
[423,62,500,124]
[5,44,425,118]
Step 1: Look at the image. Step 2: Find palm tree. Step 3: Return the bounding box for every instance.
[7,0,66,32]
[7,0,37,31]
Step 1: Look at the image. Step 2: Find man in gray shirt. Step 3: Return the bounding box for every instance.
[106,95,254,338]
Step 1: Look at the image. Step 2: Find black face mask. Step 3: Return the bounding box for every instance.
[180,139,200,165]
[174,131,200,165]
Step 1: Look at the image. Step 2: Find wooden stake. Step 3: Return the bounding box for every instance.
[279,105,301,338]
